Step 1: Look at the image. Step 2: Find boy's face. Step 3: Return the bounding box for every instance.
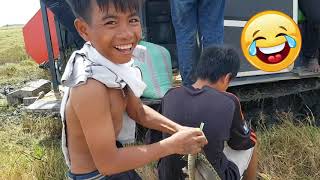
[76,1,142,64]
[220,73,232,91]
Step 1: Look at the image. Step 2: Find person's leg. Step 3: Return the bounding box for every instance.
[299,0,320,24]
[198,0,225,49]
[170,0,198,86]
[223,144,257,180]
[300,21,320,72]
[243,145,258,180]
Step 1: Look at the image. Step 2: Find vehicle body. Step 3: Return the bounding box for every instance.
[24,0,320,104]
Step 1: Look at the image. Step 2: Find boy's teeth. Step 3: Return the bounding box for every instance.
[116,44,132,50]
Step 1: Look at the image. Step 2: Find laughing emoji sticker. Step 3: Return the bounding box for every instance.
[241,10,301,72]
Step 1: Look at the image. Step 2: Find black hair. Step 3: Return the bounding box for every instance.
[66,0,142,23]
[194,46,240,83]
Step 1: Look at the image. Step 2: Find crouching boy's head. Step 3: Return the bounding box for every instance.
[194,46,240,91]
[66,0,143,64]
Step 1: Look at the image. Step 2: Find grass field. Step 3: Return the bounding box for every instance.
[0,26,49,88]
[0,107,67,179]
[1,26,320,180]
[257,112,320,180]
[0,26,65,179]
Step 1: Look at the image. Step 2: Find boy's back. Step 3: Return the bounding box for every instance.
[157,46,257,180]
[159,85,254,179]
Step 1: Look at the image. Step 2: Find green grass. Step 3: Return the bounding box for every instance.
[0,26,28,65]
[0,107,67,180]
[0,60,49,87]
[0,26,50,88]
[0,26,62,179]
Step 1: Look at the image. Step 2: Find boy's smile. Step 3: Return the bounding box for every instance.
[114,43,134,55]
[76,1,142,64]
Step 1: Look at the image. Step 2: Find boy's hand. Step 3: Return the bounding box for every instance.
[166,128,208,155]
[176,125,193,132]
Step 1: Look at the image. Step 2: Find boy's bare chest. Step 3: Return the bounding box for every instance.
[108,88,128,133]
[109,88,127,111]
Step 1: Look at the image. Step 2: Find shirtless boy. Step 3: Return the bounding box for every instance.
[61,0,207,179]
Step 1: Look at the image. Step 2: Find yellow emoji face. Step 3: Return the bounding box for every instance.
[241,10,301,72]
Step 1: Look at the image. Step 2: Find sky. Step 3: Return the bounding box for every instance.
[0,0,40,27]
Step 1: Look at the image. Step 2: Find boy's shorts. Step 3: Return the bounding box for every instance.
[67,170,141,180]
[223,145,255,179]
[67,141,142,180]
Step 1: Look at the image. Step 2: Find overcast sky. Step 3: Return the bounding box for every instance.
[0,0,40,27]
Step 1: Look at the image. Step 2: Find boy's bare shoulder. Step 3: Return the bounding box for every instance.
[71,79,108,94]
[69,79,110,105]
[68,79,113,124]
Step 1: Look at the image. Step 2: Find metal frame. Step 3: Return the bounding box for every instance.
[224,20,246,27]
[40,1,59,92]
[231,71,320,87]
[54,18,64,55]
[293,0,298,22]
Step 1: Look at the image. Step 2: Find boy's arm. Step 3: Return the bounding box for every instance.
[71,79,206,175]
[227,97,257,150]
[126,88,185,134]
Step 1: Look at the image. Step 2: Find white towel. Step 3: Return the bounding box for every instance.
[61,42,146,96]
[60,42,146,167]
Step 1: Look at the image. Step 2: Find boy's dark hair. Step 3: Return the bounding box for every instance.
[194,46,240,83]
[66,0,142,23]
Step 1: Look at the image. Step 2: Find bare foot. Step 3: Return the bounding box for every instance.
[307,58,320,72]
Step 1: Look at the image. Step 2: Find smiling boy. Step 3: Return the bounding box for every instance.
[60,0,207,179]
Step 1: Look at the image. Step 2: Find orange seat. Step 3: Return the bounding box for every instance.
[23,8,59,64]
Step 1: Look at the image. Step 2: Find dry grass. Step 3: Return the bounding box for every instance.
[0,60,50,87]
[257,112,320,180]
[136,162,158,180]
[0,26,65,179]
[0,107,67,180]
[0,26,50,88]
[0,26,28,65]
